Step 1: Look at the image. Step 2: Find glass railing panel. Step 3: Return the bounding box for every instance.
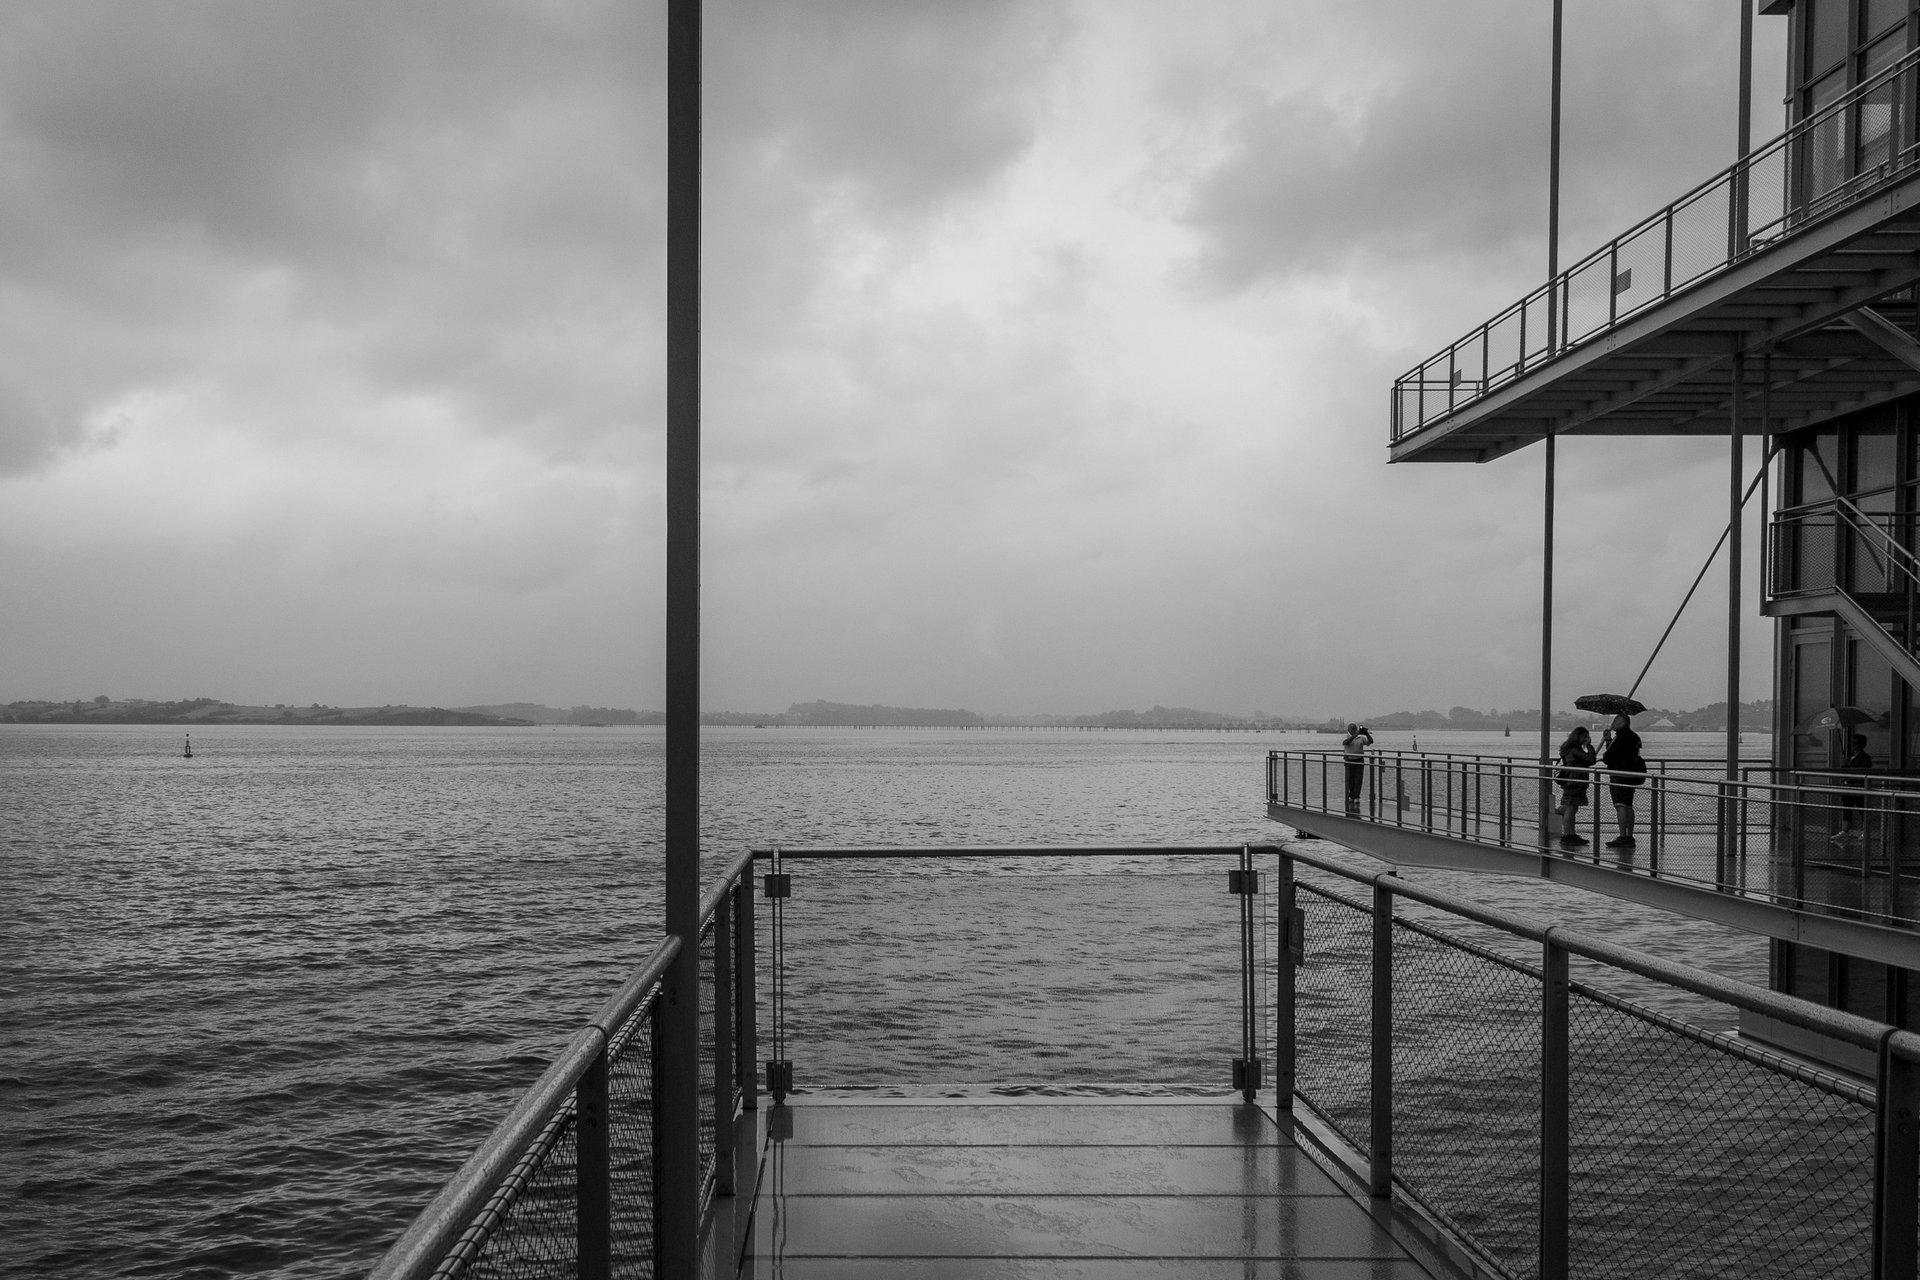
[764,855,1243,1093]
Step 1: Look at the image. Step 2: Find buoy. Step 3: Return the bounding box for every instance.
[183,734,193,759]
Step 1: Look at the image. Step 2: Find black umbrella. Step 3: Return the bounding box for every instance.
[1795,705,1882,735]
[1574,693,1646,717]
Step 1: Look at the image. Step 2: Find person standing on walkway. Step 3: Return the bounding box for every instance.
[1555,726,1597,848]
[1600,713,1646,850]
[1342,723,1374,813]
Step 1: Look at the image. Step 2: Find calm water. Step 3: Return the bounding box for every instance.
[2,724,1772,1277]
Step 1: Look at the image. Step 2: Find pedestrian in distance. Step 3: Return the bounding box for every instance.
[1600,713,1646,850]
[1838,732,1873,841]
[1342,722,1374,814]
[1555,725,1597,847]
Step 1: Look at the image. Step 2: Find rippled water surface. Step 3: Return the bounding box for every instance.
[1,724,1771,1277]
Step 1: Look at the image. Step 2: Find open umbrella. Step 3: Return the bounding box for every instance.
[1795,705,1883,735]
[1574,693,1646,717]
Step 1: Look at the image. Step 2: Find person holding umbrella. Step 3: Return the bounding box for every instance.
[1574,693,1648,852]
[1600,713,1647,850]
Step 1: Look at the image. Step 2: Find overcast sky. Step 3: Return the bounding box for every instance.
[0,1,1789,719]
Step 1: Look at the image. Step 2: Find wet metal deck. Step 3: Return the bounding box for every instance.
[720,1099,1462,1278]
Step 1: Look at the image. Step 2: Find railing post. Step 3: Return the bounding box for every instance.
[1276,852,1298,1114]
[577,1048,612,1280]
[712,891,736,1197]
[1541,933,1570,1280]
[738,876,758,1113]
[1233,844,1262,1102]
[1370,878,1394,1199]
[1874,1033,1919,1280]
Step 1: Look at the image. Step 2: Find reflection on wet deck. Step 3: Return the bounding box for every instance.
[713,1100,1464,1278]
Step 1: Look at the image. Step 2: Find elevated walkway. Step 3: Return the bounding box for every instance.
[722,1098,1464,1278]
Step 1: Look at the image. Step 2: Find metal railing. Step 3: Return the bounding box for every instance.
[1276,843,1920,1280]
[1269,748,1920,929]
[367,851,757,1280]
[755,840,1920,1277]
[1392,46,1920,442]
[1773,499,1920,600]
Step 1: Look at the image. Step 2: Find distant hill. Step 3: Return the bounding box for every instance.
[0,697,533,727]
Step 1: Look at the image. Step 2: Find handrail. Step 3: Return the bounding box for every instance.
[367,935,682,1280]
[1285,842,1894,1052]
[754,844,1262,860]
[1392,43,1920,441]
[369,848,761,1280]
[1274,749,1890,803]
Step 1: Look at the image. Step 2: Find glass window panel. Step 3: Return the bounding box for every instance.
[1795,639,1835,768]
[1855,425,1898,493]
[1845,959,1890,1020]
[1860,31,1908,172]
[1809,0,1852,77]
[1795,430,1840,503]
[1806,69,1850,197]
[1847,637,1894,768]
[1866,0,1910,41]
[1792,945,1833,1002]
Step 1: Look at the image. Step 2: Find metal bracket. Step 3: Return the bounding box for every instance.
[767,1059,793,1103]
[1227,868,1259,895]
[1232,1058,1264,1092]
[763,872,791,899]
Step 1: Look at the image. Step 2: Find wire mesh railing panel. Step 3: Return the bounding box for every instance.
[605,1004,658,1279]
[1289,877,1373,1154]
[1390,919,1543,1280]
[773,862,1242,1092]
[457,1115,580,1280]
[1566,990,1874,1280]
[697,922,717,1190]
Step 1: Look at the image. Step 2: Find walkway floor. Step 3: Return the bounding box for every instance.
[720,1097,1463,1278]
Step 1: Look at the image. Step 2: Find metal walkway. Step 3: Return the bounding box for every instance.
[715,1098,1463,1278]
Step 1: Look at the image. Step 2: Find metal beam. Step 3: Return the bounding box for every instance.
[1268,805,1920,971]
[1844,306,1920,375]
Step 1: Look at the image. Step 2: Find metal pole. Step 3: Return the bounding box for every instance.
[1541,0,1563,837]
[577,1051,611,1280]
[1729,349,1745,785]
[1276,852,1297,1114]
[661,0,703,1272]
[1541,936,1570,1280]
[1370,880,1394,1198]
[1737,0,1753,251]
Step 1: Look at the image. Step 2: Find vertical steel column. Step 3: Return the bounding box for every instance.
[1724,349,1745,892]
[1729,349,1745,784]
[1874,1035,1920,1279]
[577,1050,611,1280]
[1541,0,1563,839]
[738,877,758,1112]
[1541,935,1570,1280]
[1370,880,1394,1199]
[660,0,703,1273]
[1276,852,1298,1114]
[712,895,735,1197]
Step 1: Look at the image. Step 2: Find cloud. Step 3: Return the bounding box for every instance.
[1181,0,1782,290]
[0,1,1788,715]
